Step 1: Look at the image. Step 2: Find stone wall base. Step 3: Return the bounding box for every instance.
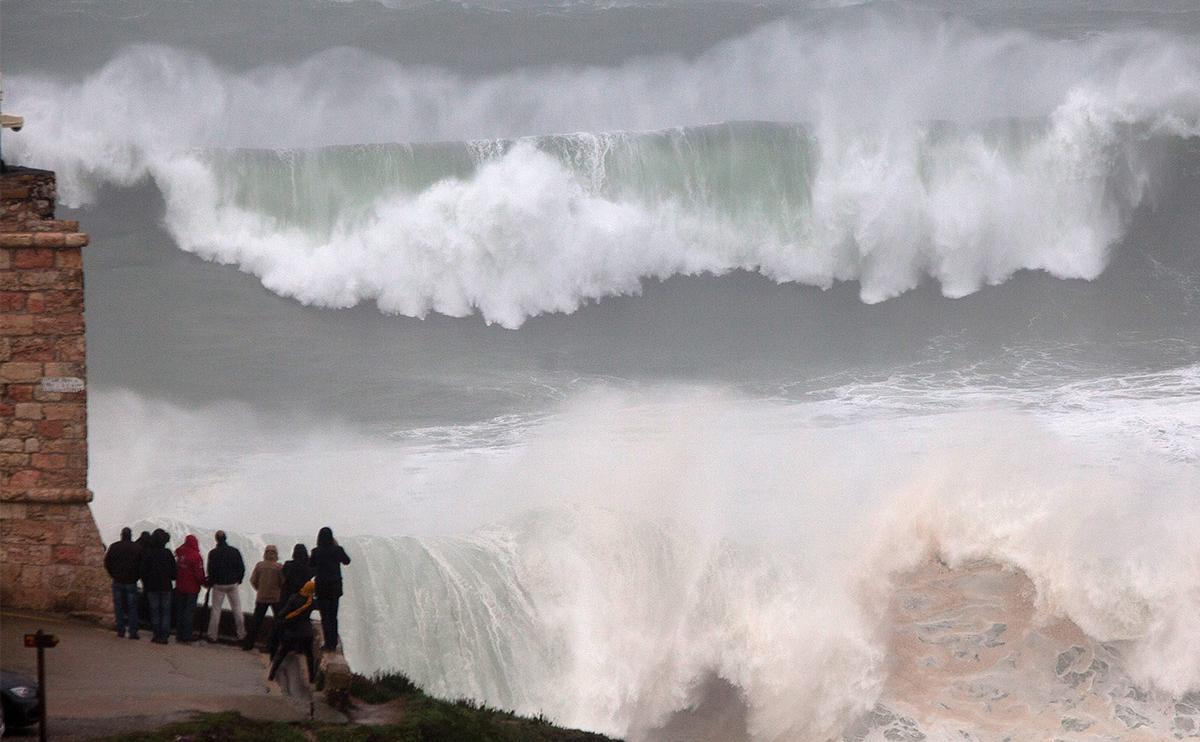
[0,498,112,620]
[318,641,353,708]
[2,166,111,624]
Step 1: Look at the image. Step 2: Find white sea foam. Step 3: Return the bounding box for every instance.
[9,18,1200,326]
[95,379,1200,739]
[32,6,1200,739]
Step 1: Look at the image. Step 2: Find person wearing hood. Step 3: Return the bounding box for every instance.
[135,530,153,550]
[243,544,284,651]
[308,526,351,651]
[206,530,247,643]
[270,543,313,657]
[140,529,177,644]
[174,535,207,643]
[269,579,317,684]
[104,527,143,639]
[281,544,313,598]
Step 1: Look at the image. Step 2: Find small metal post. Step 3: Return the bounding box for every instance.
[36,629,48,742]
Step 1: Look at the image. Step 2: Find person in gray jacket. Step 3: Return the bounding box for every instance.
[243,544,283,650]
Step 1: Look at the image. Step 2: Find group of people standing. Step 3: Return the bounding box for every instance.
[103,525,352,681]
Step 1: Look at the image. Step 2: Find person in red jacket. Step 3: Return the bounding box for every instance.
[174,535,207,643]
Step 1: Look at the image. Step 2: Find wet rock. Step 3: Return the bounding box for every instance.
[1115,704,1151,729]
[1125,686,1150,703]
[1062,669,1093,689]
[981,623,1007,648]
[842,705,894,742]
[1172,715,1195,735]
[916,620,956,644]
[842,705,925,742]
[957,682,1008,702]
[1056,646,1085,676]
[1177,694,1200,716]
[881,716,925,742]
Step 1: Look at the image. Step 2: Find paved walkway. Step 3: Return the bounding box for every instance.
[0,610,329,739]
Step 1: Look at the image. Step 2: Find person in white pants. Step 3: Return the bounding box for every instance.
[207,583,246,641]
[205,530,247,642]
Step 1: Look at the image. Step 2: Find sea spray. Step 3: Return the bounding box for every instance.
[103,384,1200,739]
[13,5,1200,738]
[9,18,1200,325]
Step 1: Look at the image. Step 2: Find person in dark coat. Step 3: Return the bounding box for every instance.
[205,530,247,642]
[308,527,351,651]
[269,579,316,683]
[269,544,313,657]
[140,529,177,644]
[104,527,143,639]
[281,544,313,598]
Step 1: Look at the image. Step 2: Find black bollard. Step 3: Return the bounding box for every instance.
[23,629,59,742]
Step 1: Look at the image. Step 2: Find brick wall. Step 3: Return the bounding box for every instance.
[1,167,111,619]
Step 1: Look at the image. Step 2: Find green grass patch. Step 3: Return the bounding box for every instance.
[347,671,419,704]
[90,711,309,742]
[338,672,618,742]
[89,679,621,741]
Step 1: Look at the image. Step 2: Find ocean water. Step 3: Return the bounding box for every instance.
[4,1,1200,739]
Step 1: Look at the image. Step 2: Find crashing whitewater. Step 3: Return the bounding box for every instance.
[92,384,1200,741]
[9,19,1200,327]
[8,7,1200,740]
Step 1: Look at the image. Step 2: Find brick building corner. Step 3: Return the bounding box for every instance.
[1,166,111,620]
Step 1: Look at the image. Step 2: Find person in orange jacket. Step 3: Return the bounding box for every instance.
[269,579,317,683]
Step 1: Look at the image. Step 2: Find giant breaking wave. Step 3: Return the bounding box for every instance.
[97,382,1200,740]
[8,15,1200,326]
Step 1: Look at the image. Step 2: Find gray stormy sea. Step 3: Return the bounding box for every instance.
[4,0,1200,739]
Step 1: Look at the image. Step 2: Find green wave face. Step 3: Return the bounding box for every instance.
[197,118,1086,245]
[200,122,820,238]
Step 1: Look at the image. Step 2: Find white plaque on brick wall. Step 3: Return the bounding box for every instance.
[41,377,85,393]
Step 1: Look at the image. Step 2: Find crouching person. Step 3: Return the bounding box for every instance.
[269,579,317,684]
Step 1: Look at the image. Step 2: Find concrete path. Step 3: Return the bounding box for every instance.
[0,610,332,739]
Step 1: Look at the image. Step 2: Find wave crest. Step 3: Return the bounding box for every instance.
[8,18,1200,326]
